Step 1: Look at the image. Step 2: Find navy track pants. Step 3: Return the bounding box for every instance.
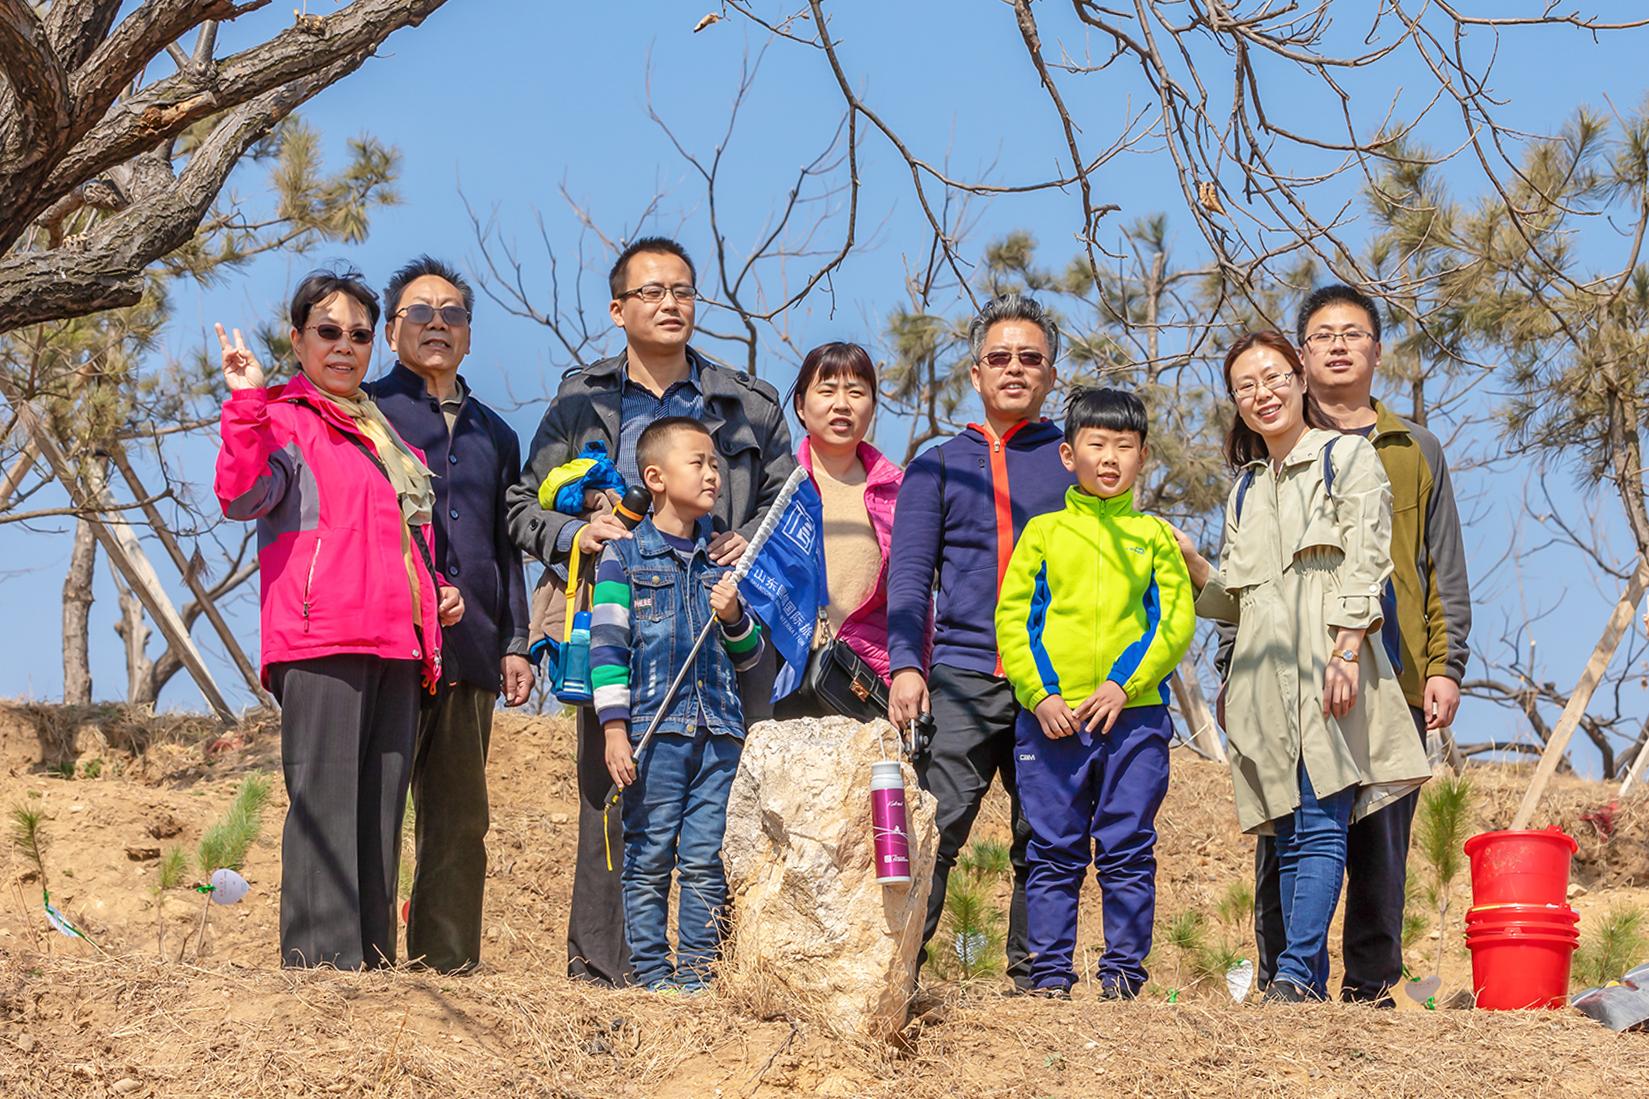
[1015,703,1173,993]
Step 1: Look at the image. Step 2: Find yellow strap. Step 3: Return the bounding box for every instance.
[602,800,613,872]
[562,541,583,644]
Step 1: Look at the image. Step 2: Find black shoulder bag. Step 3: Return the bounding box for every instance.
[802,615,891,723]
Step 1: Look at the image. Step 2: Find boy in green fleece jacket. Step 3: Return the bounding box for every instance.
[995,387,1195,998]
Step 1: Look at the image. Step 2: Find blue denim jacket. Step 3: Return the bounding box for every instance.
[609,519,749,739]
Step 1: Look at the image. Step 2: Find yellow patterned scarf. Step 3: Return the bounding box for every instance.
[322,389,436,525]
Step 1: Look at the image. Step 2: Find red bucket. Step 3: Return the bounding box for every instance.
[1464,828,1578,907]
[1466,925,1578,1010]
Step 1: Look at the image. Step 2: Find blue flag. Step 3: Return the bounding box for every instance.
[738,477,827,701]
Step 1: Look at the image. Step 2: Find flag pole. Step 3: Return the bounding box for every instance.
[603,467,810,817]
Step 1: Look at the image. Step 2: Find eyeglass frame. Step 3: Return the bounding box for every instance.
[1231,369,1299,403]
[615,282,700,305]
[1302,328,1375,350]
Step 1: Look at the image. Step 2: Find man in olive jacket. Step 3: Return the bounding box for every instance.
[508,236,794,986]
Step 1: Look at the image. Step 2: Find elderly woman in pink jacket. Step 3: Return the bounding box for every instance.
[774,341,927,720]
[214,267,463,970]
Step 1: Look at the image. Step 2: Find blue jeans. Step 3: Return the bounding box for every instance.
[1272,763,1355,997]
[620,728,742,990]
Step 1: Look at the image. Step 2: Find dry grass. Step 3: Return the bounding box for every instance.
[2,949,1645,1098]
[2,704,1647,1097]
[1,700,279,770]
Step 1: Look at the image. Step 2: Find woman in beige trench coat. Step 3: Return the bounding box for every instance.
[1174,331,1428,1003]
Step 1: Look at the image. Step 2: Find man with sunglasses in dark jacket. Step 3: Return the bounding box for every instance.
[508,236,795,987]
[886,294,1075,991]
[368,255,533,974]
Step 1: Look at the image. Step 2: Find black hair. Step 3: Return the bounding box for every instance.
[635,415,713,479]
[787,341,879,413]
[384,254,475,318]
[609,236,697,298]
[289,266,380,330]
[1063,386,1149,445]
[1296,283,1382,345]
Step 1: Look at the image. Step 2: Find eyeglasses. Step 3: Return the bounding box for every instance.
[305,323,374,346]
[616,283,699,305]
[1233,371,1297,403]
[1303,328,1374,350]
[980,349,1049,369]
[395,303,470,327]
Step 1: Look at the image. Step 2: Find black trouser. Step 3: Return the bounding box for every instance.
[917,663,1033,989]
[406,682,495,973]
[270,654,419,970]
[567,705,629,985]
[1254,706,1425,1002]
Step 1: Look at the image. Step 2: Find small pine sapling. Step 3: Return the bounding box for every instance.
[1572,905,1647,990]
[186,774,273,959]
[1215,880,1254,934]
[957,839,1011,881]
[1161,909,1208,995]
[196,773,273,876]
[152,846,187,954]
[9,805,48,892]
[1414,774,1473,978]
[934,840,1011,983]
[10,804,96,950]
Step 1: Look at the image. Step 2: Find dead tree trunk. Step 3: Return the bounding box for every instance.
[110,568,154,704]
[60,516,96,704]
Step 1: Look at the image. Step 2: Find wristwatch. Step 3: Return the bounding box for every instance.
[1333,648,1358,663]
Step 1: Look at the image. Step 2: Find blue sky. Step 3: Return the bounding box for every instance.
[6,3,1648,775]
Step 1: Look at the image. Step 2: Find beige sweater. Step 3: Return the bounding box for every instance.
[813,459,882,643]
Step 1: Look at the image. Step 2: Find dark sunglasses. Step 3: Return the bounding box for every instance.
[981,349,1048,369]
[396,303,471,327]
[305,323,374,346]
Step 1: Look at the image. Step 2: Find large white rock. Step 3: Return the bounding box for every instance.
[721,715,937,1042]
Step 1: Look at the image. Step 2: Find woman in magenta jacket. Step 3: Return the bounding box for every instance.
[214,268,464,970]
[775,341,927,718]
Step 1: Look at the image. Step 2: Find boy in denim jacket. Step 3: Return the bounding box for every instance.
[590,417,764,991]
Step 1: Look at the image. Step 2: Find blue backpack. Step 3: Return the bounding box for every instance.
[1233,438,1404,675]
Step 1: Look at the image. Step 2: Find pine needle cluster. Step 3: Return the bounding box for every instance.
[933,841,1011,982]
[1572,906,1647,989]
[197,774,273,875]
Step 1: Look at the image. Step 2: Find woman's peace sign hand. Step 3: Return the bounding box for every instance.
[216,323,265,391]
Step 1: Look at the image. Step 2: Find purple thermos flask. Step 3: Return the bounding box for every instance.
[870,759,913,884]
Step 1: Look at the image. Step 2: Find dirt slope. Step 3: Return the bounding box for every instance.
[0,703,1644,1097]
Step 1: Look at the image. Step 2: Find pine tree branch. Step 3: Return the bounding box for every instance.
[0,0,450,332]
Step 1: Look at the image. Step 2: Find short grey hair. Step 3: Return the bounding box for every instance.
[968,294,1061,365]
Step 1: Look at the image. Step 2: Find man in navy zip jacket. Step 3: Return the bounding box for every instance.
[887,295,1075,989]
[368,256,532,973]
